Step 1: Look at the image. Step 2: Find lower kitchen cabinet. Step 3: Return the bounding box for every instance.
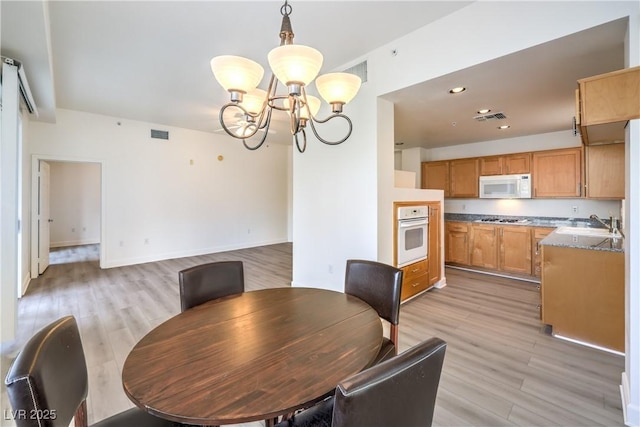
[541,245,624,352]
[447,221,541,278]
[445,222,469,265]
[400,259,430,301]
[532,227,555,278]
[470,224,499,269]
[499,226,532,275]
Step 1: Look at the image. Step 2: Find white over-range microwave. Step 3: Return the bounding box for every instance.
[479,174,532,199]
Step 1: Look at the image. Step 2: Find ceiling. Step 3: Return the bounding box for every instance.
[1,1,628,150]
[386,17,627,149]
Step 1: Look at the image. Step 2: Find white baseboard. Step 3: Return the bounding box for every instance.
[50,239,100,248]
[621,371,640,426]
[101,238,288,269]
[21,273,31,297]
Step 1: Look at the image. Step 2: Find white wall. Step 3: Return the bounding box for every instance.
[49,161,101,247]
[28,109,291,268]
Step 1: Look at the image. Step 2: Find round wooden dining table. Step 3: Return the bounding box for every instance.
[122,287,383,426]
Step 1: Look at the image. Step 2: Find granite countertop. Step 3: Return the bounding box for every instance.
[540,230,624,252]
[445,213,594,228]
[444,213,624,253]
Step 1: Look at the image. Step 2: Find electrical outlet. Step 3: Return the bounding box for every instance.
[571,206,579,214]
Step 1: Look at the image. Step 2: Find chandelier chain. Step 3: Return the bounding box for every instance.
[280,1,292,17]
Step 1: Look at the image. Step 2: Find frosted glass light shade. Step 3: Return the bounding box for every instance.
[283,95,321,119]
[242,89,267,115]
[315,72,361,105]
[267,45,323,86]
[210,55,264,93]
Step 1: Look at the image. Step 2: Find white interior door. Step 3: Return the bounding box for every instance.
[38,160,51,274]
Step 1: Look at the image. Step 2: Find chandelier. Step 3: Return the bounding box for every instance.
[210,1,362,153]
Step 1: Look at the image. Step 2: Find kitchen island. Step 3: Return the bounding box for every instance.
[540,228,624,352]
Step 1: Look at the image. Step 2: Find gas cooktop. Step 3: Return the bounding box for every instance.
[476,218,531,224]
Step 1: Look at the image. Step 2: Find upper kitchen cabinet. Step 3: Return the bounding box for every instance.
[421,161,450,197]
[479,153,531,176]
[532,147,582,198]
[449,158,479,198]
[585,143,625,199]
[576,66,640,145]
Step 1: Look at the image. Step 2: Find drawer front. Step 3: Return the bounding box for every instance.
[447,222,469,232]
[401,273,430,301]
[402,259,428,281]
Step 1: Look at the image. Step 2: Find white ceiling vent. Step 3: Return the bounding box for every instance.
[342,60,367,83]
[473,112,507,122]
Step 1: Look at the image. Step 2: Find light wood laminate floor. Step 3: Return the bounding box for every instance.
[1,243,625,426]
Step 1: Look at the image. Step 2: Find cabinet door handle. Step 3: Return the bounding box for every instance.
[411,268,420,273]
[411,282,421,288]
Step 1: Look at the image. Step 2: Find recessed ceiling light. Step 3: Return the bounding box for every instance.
[448,87,466,94]
[477,109,491,114]
[498,125,510,130]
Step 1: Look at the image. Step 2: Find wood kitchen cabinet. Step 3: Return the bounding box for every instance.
[449,158,479,198]
[427,203,441,286]
[400,259,429,302]
[542,245,624,352]
[532,227,555,278]
[499,226,532,275]
[532,147,582,198]
[470,223,532,274]
[470,224,499,270]
[479,153,531,176]
[576,66,639,145]
[585,143,625,199]
[421,161,450,196]
[445,222,469,265]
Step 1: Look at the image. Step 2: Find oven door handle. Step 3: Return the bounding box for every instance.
[398,218,428,228]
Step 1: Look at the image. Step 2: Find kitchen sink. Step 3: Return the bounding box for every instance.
[555,226,617,237]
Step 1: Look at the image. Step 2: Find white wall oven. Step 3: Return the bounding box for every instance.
[396,206,429,267]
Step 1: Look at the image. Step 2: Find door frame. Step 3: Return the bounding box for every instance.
[30,154,105,282]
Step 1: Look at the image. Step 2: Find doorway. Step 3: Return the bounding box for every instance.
[30,156,103,283]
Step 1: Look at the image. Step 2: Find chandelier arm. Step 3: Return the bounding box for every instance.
[219,103,258,140]
[307,113,354,146]
[242,108,274,151]
[294,128,307,153]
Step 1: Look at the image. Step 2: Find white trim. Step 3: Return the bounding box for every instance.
[101,238,288,269]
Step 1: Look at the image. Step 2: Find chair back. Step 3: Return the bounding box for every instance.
[331,337,447,427]
[179,260,244,312]
[4,316,89,427]
[344,259,402,326]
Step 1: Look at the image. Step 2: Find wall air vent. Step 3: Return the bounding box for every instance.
[150,129,169,140]
[473,112,507,122]
[342,60,367,83]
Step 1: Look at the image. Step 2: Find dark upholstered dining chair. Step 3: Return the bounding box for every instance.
[344,259,403,365]
[4,315,179,427]
[275,337,447,427]
[178,260,244,312]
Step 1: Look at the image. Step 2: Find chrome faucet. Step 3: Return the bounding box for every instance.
[590,214,624,238]
[589,214,611,231]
